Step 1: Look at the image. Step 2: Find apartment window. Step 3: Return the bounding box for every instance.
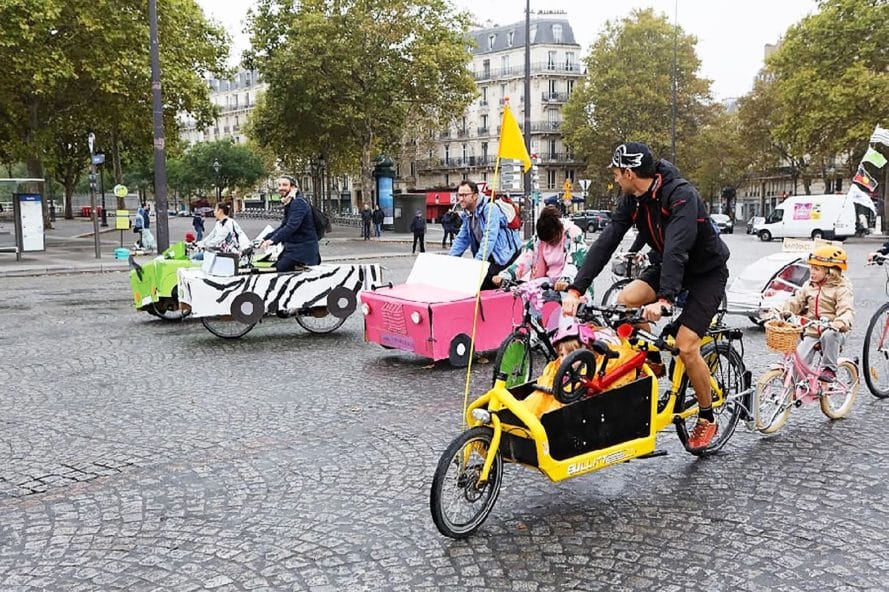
[500,84,506,102]
[566,52,575,70]
[508,31,515,47]
[548,79,557,95]
[444,145,450,163]
[552,24,563,43]
[461,116,466,132]
[488,34,496,51]
[445,174,450,187]
[566,170,575,182]
[547,51,557,70]
[481,86,488,103]
[462,144,467,159]
[232,94,238,108]
[482,59,490,78]
[481,114,488,129]
[500,55,510,73]
[547,170,556,189]
[481,142,488,159]
[567,80,575,96]
[549,139,557,158]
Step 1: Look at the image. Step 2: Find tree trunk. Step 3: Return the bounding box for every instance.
[64,186,75,219]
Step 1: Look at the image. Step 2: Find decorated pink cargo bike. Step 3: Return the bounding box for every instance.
[361,254,523,366]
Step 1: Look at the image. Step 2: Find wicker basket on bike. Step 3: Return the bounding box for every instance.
[764,319,802,353]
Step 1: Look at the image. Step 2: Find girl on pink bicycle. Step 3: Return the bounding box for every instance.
[773,246,854,382]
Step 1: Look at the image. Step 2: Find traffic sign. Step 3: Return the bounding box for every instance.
[579,179,591,192]
[91,153,105,166]
[113,184,128,198]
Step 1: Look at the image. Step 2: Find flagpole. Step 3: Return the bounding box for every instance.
[523,0,533,239]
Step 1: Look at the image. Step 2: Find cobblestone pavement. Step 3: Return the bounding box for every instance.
[2,235,888,591]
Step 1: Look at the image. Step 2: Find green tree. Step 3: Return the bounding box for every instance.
[168,140,267,203]
[0,0,228,221]
[764,0,889,189]
[562,8,715,194]
[244,0,477,204]
[683,109,752,215]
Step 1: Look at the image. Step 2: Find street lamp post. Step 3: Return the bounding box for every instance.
[213,159,221,203]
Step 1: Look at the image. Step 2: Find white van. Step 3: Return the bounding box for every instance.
[754,194,855,242]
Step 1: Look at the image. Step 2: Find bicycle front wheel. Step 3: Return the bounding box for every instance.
[676,341,745,453]
[430,427,503,539]
[820,360,859,419]
[754,369,792,434]
[491,330,533,388]
[863,302,889,398]
[601,278,631,307]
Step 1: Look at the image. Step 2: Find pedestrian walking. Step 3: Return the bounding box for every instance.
[372,205,384,239]
[410,210,426,254]
[441,210,456,248]
[192,212,205,242]
[360,204,372,240]
[133,208,144,247]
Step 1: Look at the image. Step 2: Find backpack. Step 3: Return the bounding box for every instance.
[303,198,331,239]
[493,195,523,230]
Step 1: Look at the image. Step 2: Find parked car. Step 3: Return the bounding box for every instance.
[568,210,595,233]
[590,210,612,232]
[746,216,765,234]
[710,213,734,234]
[569,209,611,233]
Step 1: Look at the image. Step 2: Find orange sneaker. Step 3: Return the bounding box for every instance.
[688,418,718,451]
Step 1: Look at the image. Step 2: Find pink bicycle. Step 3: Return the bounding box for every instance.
[753,316,859,433]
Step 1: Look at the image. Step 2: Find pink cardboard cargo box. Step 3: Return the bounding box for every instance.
[360,254,523,366]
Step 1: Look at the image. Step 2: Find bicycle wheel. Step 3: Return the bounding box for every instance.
[863,302,889,398]
[491,330,533,388]
[430,426,503,539]
[820,360,859,419]
[675,341,745,453]
[601,278,631,307]
[553,349,598,404]
[201,316,256,339]
[295,307,347,334]
[753,368,792,434]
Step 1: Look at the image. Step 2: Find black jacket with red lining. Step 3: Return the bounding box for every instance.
[569,160,729,302]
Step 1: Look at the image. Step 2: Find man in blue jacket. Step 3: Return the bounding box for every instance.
[449,180,520,290]
[260,176,320,272]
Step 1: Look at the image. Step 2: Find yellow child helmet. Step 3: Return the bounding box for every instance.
[808,245,847,271]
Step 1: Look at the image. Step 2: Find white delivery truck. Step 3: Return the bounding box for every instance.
[754,194,856,242]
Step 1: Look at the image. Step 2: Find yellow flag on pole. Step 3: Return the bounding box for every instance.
[497,102,532,172]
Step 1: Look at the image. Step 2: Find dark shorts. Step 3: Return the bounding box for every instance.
[638,264,729,338]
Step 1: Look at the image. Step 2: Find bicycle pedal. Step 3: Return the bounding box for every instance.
[636,449,668,459]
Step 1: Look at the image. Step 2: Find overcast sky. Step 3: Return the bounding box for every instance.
[195,0,818,101]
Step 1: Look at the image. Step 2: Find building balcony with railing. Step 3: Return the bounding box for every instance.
[529,120,561,133]
[416,155,499,171]
[474,61,584,81]
[541,91,569,103]
[538,152,577,164]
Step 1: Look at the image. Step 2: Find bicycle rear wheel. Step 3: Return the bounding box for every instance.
[601,278,631,307]
[430,427,502,539]
[201,316,256,339]
[676,341,744,453]
[753,369,792,434]
[820,360,859,419]
[863,302,889,398]
[491,330,533,388]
